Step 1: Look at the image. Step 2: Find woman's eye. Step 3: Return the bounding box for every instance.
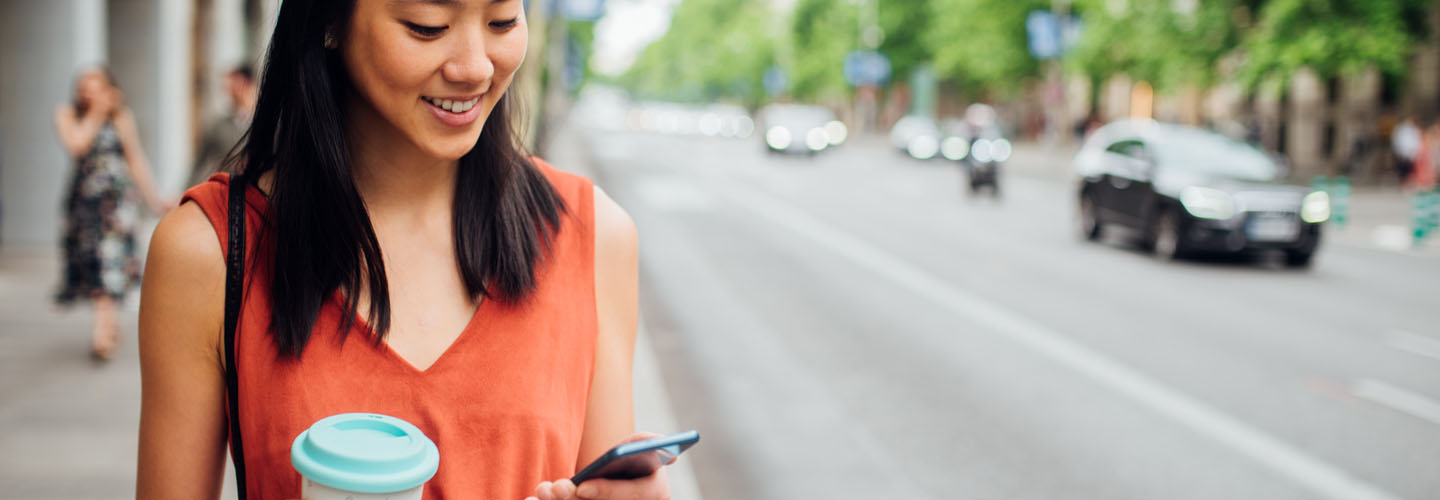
[404,22,447,37]
[490,18,519,30]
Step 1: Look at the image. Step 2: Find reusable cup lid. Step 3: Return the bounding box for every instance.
[291,413,440,494]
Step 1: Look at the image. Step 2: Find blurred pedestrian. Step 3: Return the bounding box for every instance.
[137,1,663,500]
[1392,115,1421,184]
[51,67,170,360]
[188,64,257,187]
[1410,118,1440,190]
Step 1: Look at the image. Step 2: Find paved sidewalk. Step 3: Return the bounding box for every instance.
[0,122,703,498]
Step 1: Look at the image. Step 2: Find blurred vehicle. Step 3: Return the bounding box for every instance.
[700,104,756,139]
[941,119,1011,195]
[760,104,842,155]
[890,115,942,160]
[1075,120,1328,267]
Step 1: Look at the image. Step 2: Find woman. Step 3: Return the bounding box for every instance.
[136,1,664,499]
[53,68,168,360]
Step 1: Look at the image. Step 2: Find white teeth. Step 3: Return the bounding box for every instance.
[426,96,480,113]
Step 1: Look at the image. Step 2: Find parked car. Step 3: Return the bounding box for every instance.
[890,115,942,160]
[1075,120,1329,267]
[759,104,841,155]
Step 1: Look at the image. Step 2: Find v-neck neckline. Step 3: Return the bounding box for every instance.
[335,291,489,375]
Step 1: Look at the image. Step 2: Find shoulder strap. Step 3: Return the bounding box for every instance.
[224,173,249,500]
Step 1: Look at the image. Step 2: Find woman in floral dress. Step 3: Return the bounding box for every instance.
[52,68,169,360]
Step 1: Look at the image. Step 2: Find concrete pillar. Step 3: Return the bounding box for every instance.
[1335,67,1381,175]
[1100,74,1132,122]
[0,1,88,245]
[1286,67,1327,177]
[1255,77,1284,153]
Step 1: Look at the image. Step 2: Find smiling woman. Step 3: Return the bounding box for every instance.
[134,1,667,499]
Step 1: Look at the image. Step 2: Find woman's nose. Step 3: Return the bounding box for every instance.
[441,30,496,86]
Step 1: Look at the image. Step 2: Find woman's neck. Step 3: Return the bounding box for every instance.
[346,97,456,224]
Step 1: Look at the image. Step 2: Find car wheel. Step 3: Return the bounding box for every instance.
[1152,209,1185,261]
[1079,196,1102,241]
[1284,250,1314,268]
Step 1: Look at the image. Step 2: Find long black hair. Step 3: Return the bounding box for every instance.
[237,0,565,359]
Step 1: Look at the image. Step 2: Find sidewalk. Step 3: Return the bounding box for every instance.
[0,133,703,498]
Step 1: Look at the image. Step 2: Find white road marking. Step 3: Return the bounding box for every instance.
[707,176,1404,500]
[1370,225,1412,252]
[1353,379,1440,426]
[1386,330,1440,363]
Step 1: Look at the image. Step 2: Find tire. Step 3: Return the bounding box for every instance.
[1079,196,1102,241]
[1284,250,1314,268]
[1152,209,1185,261]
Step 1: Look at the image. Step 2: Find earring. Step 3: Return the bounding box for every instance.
[323,31,338,49]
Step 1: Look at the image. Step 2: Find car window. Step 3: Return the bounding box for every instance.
[1104,140,1147,160]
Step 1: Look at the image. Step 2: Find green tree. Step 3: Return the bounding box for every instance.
[1068,0,1247,92]
[786,0,858,101]
[620,0,775,105]
[927,0,1049,97]
[877,0,936,82]
[1240,0,1430,87]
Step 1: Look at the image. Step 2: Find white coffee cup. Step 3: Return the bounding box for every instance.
[291,413,440,499]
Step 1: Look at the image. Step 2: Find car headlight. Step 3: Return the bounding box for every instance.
[971,139,993,163]
[806,128,830,151]
[1179,186,1236,220]
[1301,191,1331,223]
[941,137,969,161]
[907,136,939,160]
[766,127,792,150]
[824,120,848,146]
[991,138,1012,162]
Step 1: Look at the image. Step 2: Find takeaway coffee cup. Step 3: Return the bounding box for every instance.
[291,413,440,500]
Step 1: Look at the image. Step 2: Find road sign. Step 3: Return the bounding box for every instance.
[1027,10,1082,60]
[764,66,788,97]
[844,50,891,88]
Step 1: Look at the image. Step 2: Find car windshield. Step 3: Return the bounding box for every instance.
[1153,129,1281,181]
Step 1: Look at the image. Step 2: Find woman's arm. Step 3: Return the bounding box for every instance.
[113,108,172,212]
[136,202,229,499]
[576,185,640,467]
[530,186,670,500]
[53,104,108,158]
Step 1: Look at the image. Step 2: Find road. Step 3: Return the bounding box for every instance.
[574,126,1440,500]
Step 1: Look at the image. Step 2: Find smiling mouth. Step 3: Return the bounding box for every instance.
[423,95,481,113]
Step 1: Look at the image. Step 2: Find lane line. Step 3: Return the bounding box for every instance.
[707,176,1404,500]
[1353,379,1440,426]
[1385,330,1440,363]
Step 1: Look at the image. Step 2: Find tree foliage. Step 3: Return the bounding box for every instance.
[620,0,775,104]
[1240,0,1430,87]
[927,0,1049,97]
[1068,0,1247,91]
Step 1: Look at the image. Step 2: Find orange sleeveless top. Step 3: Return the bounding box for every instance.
[181,161,597,500]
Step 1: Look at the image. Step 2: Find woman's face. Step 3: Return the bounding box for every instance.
[342,0,528,161]
[77,71,110,106]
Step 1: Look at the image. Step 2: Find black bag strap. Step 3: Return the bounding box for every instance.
[224,172,249,500]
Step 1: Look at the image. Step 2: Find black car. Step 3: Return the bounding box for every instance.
[1075,120,1330,267]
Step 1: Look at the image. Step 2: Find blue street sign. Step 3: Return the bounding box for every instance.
[844,50,892,87]
[1027,10,1082,60]
[764,66,788,97]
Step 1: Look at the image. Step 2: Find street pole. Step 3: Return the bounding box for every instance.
[1050,0,1070,147]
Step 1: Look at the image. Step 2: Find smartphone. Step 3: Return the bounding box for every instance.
[570,430,700,484]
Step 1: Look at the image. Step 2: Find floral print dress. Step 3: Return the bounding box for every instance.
[55,122,140,305]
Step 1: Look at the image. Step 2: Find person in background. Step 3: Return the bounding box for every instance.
[1414,119,1440,190]
[1391,114,1421,185]
[52,67,170,360]
[188,64,257,187]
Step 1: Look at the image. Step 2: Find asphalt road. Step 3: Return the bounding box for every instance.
[578,127,1440,500]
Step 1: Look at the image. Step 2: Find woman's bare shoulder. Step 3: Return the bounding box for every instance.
[141,202,226,354]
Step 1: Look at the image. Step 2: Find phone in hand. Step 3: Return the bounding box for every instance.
[570,430,700,484]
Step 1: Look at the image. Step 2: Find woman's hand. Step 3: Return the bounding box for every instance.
[527,433,673,500]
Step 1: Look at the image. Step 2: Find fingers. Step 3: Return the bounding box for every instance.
[531,479,578,500]
[574,467,669,500]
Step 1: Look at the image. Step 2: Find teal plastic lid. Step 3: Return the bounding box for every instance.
[291,413,440,493]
